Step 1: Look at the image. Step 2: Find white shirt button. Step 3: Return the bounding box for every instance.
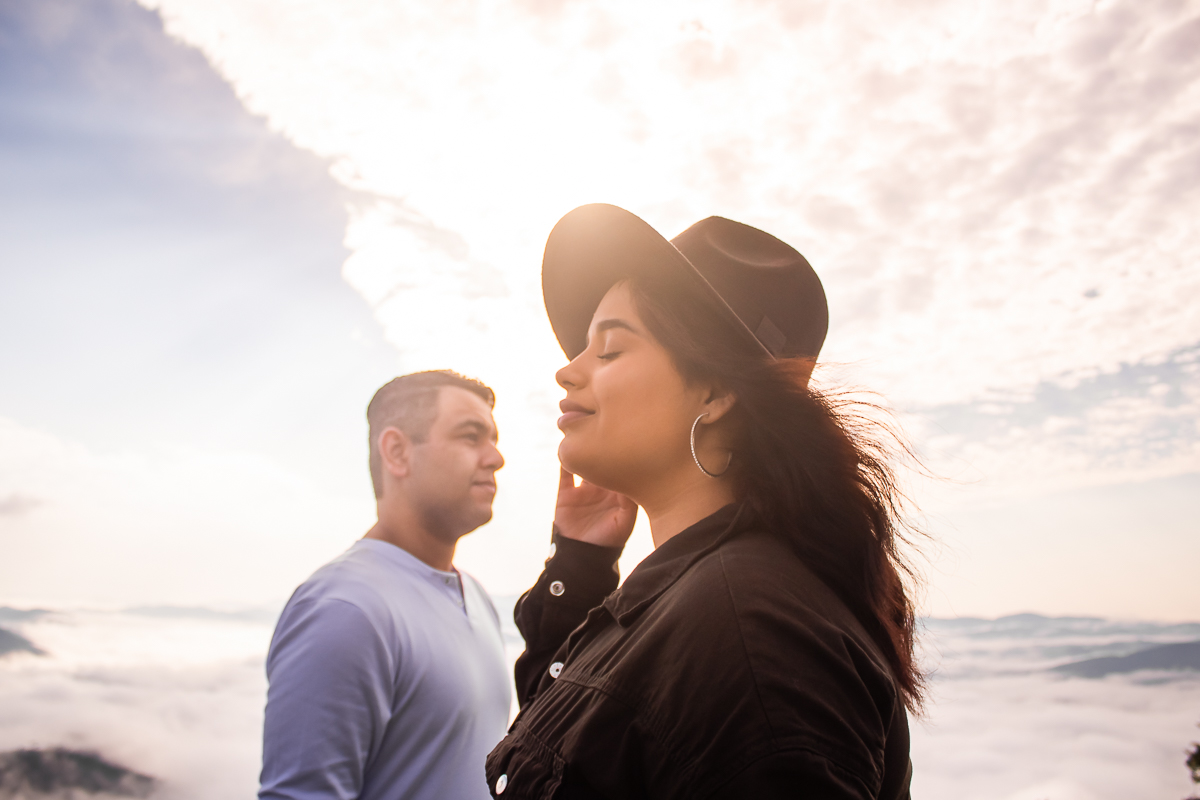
[549,661,563,678]
[495,773,507,794]
[549,580,565,596]
[547,542,557,559]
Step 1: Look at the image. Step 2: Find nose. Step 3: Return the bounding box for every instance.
[556,354,586,390]
[484,441,505,472]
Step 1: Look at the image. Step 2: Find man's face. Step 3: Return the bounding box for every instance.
[405,386,504,541]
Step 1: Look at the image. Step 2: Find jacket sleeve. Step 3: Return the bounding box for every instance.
[512,527,622,708]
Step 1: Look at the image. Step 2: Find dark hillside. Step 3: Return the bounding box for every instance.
[0,748,156,798]
[0,628,43,657]
[1053,641,1200,678]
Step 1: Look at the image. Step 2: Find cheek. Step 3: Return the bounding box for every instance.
[593,361,692,458]
[417,447,475,490]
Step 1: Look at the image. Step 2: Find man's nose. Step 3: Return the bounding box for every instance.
[485,443,505,471]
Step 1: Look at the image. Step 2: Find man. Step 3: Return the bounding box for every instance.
[259,370,511,800]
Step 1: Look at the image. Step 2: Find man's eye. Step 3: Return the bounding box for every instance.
[597,351,621,361]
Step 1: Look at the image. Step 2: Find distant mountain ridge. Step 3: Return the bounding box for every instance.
[122,604,280,625]
[1052,640,1200,678]
[0,607,52,623]
[924,612,1200,639]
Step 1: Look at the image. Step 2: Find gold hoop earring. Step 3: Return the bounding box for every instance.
[690,413,732,478]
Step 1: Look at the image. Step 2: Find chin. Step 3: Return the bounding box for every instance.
[557,439,589,480]
[558,442,624,493]
[469,506,494,531]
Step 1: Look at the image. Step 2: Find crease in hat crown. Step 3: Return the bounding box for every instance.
[541,203,828,362]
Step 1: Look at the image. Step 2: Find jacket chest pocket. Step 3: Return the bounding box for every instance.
[486,726,566,799]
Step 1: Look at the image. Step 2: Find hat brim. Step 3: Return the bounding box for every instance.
[542,204,771,361]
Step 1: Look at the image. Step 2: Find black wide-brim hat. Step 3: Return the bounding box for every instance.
[542,204,828,361]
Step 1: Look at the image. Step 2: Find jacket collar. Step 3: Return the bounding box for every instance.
[602,503,748,626]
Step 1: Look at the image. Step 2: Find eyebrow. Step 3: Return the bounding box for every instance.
[451,419,498,443]
[585,318,639,347]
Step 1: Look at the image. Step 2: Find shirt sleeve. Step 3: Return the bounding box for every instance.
[512,528,622,708]
[259,597,395,800]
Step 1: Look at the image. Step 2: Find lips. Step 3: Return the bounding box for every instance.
[558,398,594,430]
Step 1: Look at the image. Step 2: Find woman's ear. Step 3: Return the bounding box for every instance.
[701,386,738,424]
[379,427,413,480]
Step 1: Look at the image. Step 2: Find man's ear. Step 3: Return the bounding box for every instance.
[701,385,738,424]
[379,427,413,481]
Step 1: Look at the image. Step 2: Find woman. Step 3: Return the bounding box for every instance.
[486,204,921,800]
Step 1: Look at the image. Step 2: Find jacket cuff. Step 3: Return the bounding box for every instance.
[534,527,623,609]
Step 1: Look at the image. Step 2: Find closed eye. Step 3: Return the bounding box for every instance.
[597,351,621,361]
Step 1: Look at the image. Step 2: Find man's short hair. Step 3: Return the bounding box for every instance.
[367,370,495,499]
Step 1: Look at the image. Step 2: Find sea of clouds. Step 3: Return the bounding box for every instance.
[1,604,1197,800]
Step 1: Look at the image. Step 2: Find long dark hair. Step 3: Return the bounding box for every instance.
[628,273,926,713]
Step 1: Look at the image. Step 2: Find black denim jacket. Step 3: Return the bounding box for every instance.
[486,504,912,800]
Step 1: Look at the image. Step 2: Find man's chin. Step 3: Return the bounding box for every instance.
[460,506,494,535]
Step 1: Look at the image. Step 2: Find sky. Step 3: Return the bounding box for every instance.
[0,0,1198,618]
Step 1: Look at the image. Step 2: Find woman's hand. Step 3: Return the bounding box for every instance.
[553,468,638,549]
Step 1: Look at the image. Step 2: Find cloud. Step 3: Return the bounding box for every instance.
[0,0,397,493]
[0,604,526,798]
[134,0,1200,483]
[912,614,1200,800]
[4,0,1192,620]
[908,341,1200,501]
[0,416,374,608]
[913,669,1200,800]
[0,611,270,800]
[0,493,42,518]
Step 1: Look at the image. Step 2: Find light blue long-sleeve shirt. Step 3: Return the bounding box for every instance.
[259,538,511,800]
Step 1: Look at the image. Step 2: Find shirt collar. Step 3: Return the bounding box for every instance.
[602,502,748,626]
[353,538,465,609]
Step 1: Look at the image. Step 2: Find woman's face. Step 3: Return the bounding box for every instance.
[555,281,708,498]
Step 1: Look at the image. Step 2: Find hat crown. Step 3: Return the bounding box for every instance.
[542,204,828,361]
[678,216,800,268]
[671,217,828,359]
